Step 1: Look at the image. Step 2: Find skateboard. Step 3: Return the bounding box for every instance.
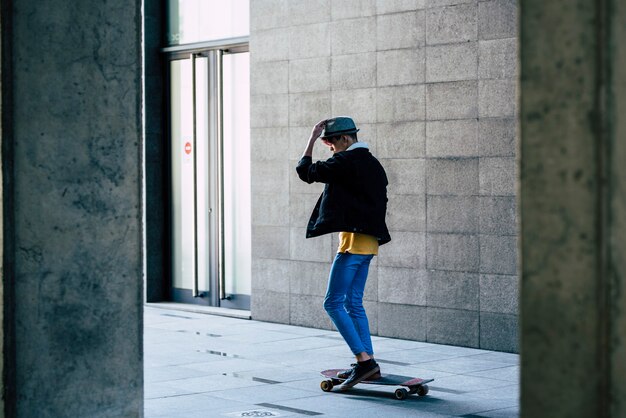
[320,369,434,400]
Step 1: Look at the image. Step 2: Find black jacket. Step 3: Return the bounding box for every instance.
[296,147,391,245]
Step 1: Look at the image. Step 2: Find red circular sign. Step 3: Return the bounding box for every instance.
[184,142,192,155]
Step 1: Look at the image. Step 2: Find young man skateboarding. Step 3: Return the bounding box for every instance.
[296,117,391,390]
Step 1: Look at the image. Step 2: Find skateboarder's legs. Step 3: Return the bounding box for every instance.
[323,252,374,356]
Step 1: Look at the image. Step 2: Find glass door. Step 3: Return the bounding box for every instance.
[168,48,250,310]
[222,52,251,307]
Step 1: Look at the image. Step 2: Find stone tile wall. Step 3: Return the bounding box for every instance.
[250,0,518,352]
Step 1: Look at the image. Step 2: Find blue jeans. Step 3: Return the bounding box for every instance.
[323,252,374,356]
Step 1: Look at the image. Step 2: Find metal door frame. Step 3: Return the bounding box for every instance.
[164,36,249,309]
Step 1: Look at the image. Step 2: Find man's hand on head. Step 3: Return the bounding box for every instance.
[310,119,327,141]
[303,119,327,158]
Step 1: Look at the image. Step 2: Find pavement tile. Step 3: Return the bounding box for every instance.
[180,358,277,375]
[429,374,512,393]
[382,364,455,380]
[218,330,309,344]
[209,383,319,404]
[144,382,198,400]
[241,320,337,336]
[468,351,520,364]
[144,306,520,417]
[257,349,349,369]
[148,400,286,418]
[470,384,519,401]
[479,406,520,418]
[145,393,241,415]
[391,390,515,416]
[145,350,236,368]
[144,365,214,384]
[230,336,340,358]
[372,338,434,352]
[469,365,520,382]
[266,393,383,415]
[277,376,340,395]
[378,348,458,364]
[219,367,314,384]
[417,344,492,356]
[159,373,265,394]
[305,342,362,357]
[416,357,511,374]
[337,406,449,418]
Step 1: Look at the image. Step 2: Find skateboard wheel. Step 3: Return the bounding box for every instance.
[394,388,408,400]
[417,384,429,396]
[320,379,334,392]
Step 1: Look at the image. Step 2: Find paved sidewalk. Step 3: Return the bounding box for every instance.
[144,306,519,418]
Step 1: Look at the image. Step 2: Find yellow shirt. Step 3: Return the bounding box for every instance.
[338,232,379,255]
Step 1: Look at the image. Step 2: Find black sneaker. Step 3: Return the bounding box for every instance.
[340,360,380,390]
[337,364,356,379]
[338,363,381,380]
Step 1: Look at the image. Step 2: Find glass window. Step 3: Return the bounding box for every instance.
[167,0,250,45]
[169,59,195,292]
[223,52,251,297]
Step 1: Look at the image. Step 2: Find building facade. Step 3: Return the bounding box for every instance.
[146,0,520,352]
[143,0,520,353]
[3,0,626,417]
[249,0,519,352]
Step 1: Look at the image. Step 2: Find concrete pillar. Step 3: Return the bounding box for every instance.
[2,1,143,416]
[520,0,626,416]
[1,4,4,416]
[611,3,626,414]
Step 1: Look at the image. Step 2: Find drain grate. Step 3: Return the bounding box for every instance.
[256,403,323,416]
[223,410,282,417]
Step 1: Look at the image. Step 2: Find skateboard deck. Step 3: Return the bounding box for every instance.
[320,369,434,400]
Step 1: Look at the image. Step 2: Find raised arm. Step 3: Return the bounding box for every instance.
[301,119,327,158]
